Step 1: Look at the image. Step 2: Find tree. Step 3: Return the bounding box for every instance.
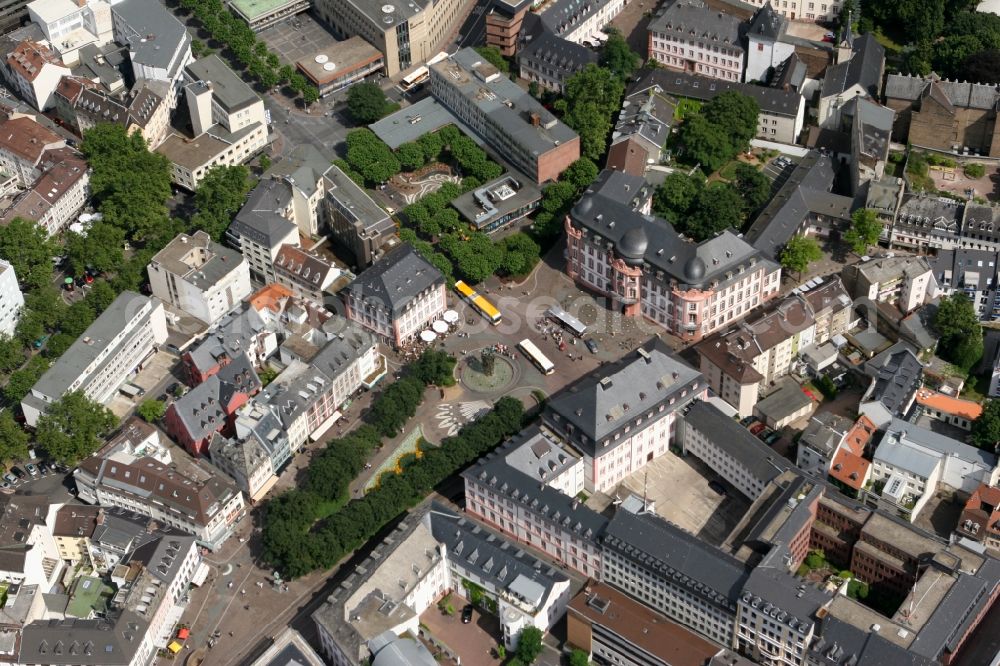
[678,113,735,173]
[474,46,510,74]
[702,92,760,152]
[933,293,984,372]
[780,235,823,279]
[960,49,1000,84]
[557,65,624,161]
[396,142,426,171]
[515,627,543,664]
[480,349,496,376]
[499,232,540,277]
[733,163,771,214]
[971,399,1000,451]
[136,399,166,423]
[652,173,703,223]
[192,165,255,240]
[345,129,401,185]
[569,649,591,666]
[35,391,117,465]
[347,82,393,124]
[844,208,882,255]
[0,335,24,373]
[562,157,599,191]
[600,29,641,81]
[4,355,49,402]
[0,217,57,291]
[683,185,744,240]
[0,411,28,465]
[65,222,125,276]
[259,154,272,171]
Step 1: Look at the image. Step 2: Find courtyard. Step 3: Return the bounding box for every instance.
[419,592,503,666]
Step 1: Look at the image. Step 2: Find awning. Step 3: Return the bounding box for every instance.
[177,628,190,640]
[443,310,459,323]
[432,320,448,334]
[168,642,182,654]
[420,330,437,342]
[190,562,210,587]
[309,411,342,442]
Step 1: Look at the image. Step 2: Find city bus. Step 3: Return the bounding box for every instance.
[546,305,587,337]
[518,339,554,375]
[454,280,502,325]
[398,52,450,93]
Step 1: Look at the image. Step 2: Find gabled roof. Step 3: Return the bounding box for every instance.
[170,351,260,442]
[747,1,784,42]
[821,32,884,99]
[346,244,443,315]
[186,305,269,377]
[648,0,744,54]
[863,342,923,417]
[19,612,150,665]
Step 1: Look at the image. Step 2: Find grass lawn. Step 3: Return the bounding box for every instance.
[872,28,903,55]
[962,373,991,403]
[718,160,742,181]
[674,98,702,121]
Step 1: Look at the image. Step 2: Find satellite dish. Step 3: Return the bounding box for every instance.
[382,4,395,11]
[315,54,329,64]
[323,62,336,71]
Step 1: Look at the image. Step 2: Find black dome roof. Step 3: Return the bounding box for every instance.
[684,256,706,282]
[574,196,593,215]
[618,227,648,263]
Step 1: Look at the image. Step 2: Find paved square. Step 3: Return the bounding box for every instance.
[258,13,339,64]
[588,450,750,546]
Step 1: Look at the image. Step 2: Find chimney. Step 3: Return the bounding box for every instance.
[530,112,540,127]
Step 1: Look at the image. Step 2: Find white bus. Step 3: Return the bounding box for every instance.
[400,66,430,92]
[546,305,587,337]
[518,339,554,375]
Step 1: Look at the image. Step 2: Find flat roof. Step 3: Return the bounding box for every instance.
[369,97,481,150]
[452,173,541,229]
[185,55,260,113]
[297,36,383,85]
[231,0,303,20]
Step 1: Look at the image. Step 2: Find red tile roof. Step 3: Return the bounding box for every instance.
[829,449,870,490]
[915,388,982,421]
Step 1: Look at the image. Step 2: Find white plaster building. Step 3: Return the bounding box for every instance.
[227,179,301,283]
[542,0,626,45]
[148,230,252,325]
[0,116,66,187]
[0,495,64,589]
[0,259,24,337]
[743,0,842,22]
[1,40,71,111]
[21,292,167,427]
[110,0,191,108]
[647,0,744,82]
[27,0,114,65]
[0,150,90,236]
[842,255,934,314]
[344,244,446,348]
[542,340,706,493]
[745,3,795,83]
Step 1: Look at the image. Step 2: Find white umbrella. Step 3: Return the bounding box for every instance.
[443,310,459,324]
[432,320,448,334]
[420,329,437,343]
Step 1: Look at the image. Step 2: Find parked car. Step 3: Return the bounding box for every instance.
[461,604,474,624]
[757,428,775,441]
[10,467,25,479]
[3,473,16,484]
[740,416,756,426]
[749,422,766,435]
[0,482,11,493]
[765,432,782,446]
[585,339,599,354]
[25,463,37,477]
[709,480,728,496]
[166,382,180,395]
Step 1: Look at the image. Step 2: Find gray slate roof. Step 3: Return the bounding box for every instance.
[544,338,703,448]
[19,612,150,665]
[648,0,744,53]
[631,68,801,117]
[885,74,1000,110]
[186,305,269,377]
[518,14,597,85]
[747,1,784,42]
[755,379,813,422]
[683,400,792,485]
[171,352,260,442]
[111,0,190,71]
[346,244,443,316]
[229,179,298,249]
[603,505,750,608]
[185,55,260,113]
[820,33,884,99]
[863,342,923,417]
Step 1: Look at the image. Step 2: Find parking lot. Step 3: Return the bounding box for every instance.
[587,450,751,546]
[762,156,798,191]
[107,349,182,419]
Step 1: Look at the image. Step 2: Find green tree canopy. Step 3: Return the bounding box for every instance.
[971,399,1000,451]
[35,391,117,465]
[569,649,591,666]
[396,142,426,171]
[562,157,599,191]
[933,292,984,372]
[474,46,510,74]
[652,173,703,223]
[678,113,735,173]
[65,222,125,277]
[703,91,760,151]
[191,165,256,240]
[0,411,28,465]
[499,232,540,277]
[733,163,771,214]
[345,129,402,185]
[844,208,882,255]
[347,82,395,124]
[780,235,823,278]
[681,185,744,241]
[600,29,641,81]
[516,627,544,664]
[556,64,625,161]
[136,399,167,423]
[0,217,57,291]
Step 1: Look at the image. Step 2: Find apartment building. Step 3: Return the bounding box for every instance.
[87,508,163,574]
[323,164,395,268]
[0,115,66,187]
[566,583,721,666]
[795,412,853,475]
[148,231,251,325]
[696,277,852,416]
[56,78,172,148]
[21,292,167,427]
[541,0,625,45]
[868,419,998,521]
[542,339,705,493]
[601,502,749,646]
[344,243,446,348]
[516,14,597,94]
[565,168,782,343]
[312,0,472,76]
[827,416,876,497]
[247,323,380,453]
[745,2,794,83]
[211,405,286,502]
[648,0,744,82]
[183,305,278,385]
[0,259,23,337]
[110,0,191,107]
[313,504,570,665]
[164,352,261,456]
[0,495,63,589]
[859,342,923,425]
[680,400,792,500]
[52,505,101,566]
[0,148,89,236]
[429,48,580,184]
[266,144,333,238]
[842,255,934,314]
[915,387,982,431]
[0,39,71,111]
[273,243,343,303]
[157,55,267,189]
[607,82,675,176]
[74,420,246,550]
[956,484,1000,553]
[631,68,806,146]
[228,178,302,282]
[463,429,607,580]
[19,611,158,666]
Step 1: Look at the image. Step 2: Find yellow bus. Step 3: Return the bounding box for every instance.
[454,280,501,325]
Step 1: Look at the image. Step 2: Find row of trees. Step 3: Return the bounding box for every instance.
[650,163,769,241]
[177,0,319,103]
[261,350,525,578]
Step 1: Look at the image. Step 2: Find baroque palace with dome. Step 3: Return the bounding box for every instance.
[565,169,783,342]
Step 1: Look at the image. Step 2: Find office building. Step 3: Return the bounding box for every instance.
[230,0,309,31]
[344,244,446,348]
[322,164,395,267]
[516,14,597,94]
[451,173,541,234]
[26,0,114,65]
[313,0,472,76]
[21,292,167,427]
[429,48,580,184]
[156,55,267,189]
[297,37,385,97]
[565,169,782,342]
[110,0,191,107]
[148,230,252,325]
[227,179,302,283]
[541,0,625,45]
